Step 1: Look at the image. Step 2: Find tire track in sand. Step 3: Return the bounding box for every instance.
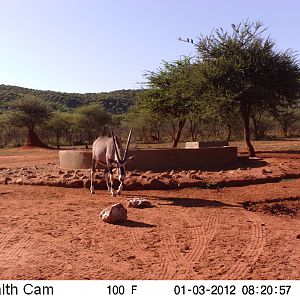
[129,227,169,279]
[221,210,266,280]
[128,204,221,279]
[158,260,177,280]
[129,228,149,264]
[0,234,41,264]
[161,210,220,279]
[0,231,16,253]
[186,215,220,263]
[162,231,190,279]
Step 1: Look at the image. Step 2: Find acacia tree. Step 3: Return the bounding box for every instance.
[196,20,300,156]
[74,103,112,143]
[142,57,204,147]
[6,95,53,147]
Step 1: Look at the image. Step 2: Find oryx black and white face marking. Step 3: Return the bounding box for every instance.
[118,164,126,182]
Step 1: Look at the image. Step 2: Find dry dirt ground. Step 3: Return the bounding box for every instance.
[0,145,299,280]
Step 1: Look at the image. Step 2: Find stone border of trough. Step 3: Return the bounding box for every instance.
[1,172,300,190]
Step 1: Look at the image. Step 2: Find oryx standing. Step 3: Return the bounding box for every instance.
[90,128,132,196]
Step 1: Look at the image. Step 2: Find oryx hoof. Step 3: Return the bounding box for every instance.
[90,186,95,194]
[110,190,117,197]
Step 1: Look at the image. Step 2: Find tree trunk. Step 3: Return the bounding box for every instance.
[227,123,232,142]
[157,130,160,143]
[251,116,259,140]
[189,121,197,141]
[282,121,288,137]
[172,118,186,148]
[241,106,255,157]
[27,128,48,148]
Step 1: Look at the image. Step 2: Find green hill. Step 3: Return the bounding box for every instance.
[0,84,140,114]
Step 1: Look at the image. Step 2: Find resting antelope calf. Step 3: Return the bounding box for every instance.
[90,128,132,196]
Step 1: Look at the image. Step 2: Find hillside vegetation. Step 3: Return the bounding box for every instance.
[0,84,139,114]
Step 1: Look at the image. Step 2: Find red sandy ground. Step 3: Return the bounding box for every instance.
[0,146,299,280]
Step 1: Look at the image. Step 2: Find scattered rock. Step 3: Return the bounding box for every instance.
[189,170,197,175]
[62,173,73,179]
[172,174,181,179]
[0,177,11,184]
[262,169,272,174]
[45,175,57,179]
[127,198,153,208]
[159,172,172,178]
[66,170,75,174]
[100,203,127,223]
[16,178,23,184]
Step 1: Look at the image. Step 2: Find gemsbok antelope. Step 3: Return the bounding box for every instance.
[90,128,132,196]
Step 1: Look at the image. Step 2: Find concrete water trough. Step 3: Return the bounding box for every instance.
[59,146,237,171]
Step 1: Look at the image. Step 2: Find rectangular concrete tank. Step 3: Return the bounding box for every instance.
[127,147,237,171]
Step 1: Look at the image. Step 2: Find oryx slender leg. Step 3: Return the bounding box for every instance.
[90,159,96,194]
[104,167,110,192]
[117,166,125,195]
[105,165,116,196]
[117,181,123,195]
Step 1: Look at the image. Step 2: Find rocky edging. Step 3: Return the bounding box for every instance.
[1,166,300,190]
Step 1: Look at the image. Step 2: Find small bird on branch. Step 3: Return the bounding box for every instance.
[178,37,194,44]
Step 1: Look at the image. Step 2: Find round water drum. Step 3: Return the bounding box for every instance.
[59,150,92,169]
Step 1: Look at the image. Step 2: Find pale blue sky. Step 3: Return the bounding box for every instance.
[0,0,299,93]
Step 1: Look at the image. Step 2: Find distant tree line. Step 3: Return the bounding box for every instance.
[0,95,117,148]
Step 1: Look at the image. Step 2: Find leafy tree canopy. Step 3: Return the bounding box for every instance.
[195,20,300,155]
[74,103,113,142]
[141,57,207,146]
[7,95,53,131]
